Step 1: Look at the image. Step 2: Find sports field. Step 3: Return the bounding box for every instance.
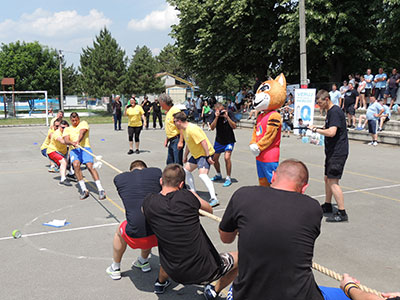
[1,124,399,299]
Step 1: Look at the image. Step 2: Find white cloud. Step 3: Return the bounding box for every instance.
[151,48,161,56]
[128,5,178,31]
[0,8,112,38]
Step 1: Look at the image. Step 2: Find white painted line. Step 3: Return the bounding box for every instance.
[0,222,118,241]
[311,183,400,198]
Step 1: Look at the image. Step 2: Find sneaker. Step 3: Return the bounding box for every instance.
[355,126,363,131]
[66,174,77,182]
[372,141,378,146]
[350,125,355,129]
[154,279,171,294]
[208,198,219,207]
[99,190,106,200]
[135,149,140,154]
[132,258,151,273]
[80,190,90,200]
[378,127,382,132]
[211,175,223,181]
[223,178,232,187]
[48,166,56,173]
[368,141,374,145]
[59,180,72,187]
[321,203,333,214]
[204,284,218,300]
[106,265,121,280]
[127,149,134,155]
[326,211,348,222]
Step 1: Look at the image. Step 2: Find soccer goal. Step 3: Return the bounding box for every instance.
[0,90,55,126]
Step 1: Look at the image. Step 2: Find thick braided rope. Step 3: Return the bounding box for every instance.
[79,146,382,296]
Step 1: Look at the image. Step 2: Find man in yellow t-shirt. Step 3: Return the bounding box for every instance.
[173,111,218,207]
[47,120,71,186]
[63,112,106,200]
[159,93,185,165]
[125,101,146,154]
[50,110,64,129]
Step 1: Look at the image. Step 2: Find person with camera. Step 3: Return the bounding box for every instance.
[209,102,237,187]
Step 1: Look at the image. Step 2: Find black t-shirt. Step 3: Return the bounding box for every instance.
[112,101,122,115]
[282,111,291,122]
[220,186,323,300]
[143,189,220,284]
[142,101,152,114]
[113,168,162,238]
[324,105,349,157]
[388,73,400,88]
[344,89,358,107]
[152,101,161,113]
[210,110,237,145]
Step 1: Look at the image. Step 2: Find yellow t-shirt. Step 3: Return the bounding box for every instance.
[165,106,181,139]
[184,123,215,159]
[63,120,91,148]
[47,129,67,155]
[127,105,144,127]
[50,117,57,127]
[41,128,54,150]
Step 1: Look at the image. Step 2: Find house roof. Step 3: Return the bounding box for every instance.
[156,72,194,88]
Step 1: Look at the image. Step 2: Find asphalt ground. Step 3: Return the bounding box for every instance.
[1,123,399,299]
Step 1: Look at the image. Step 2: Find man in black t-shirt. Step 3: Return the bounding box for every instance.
[309,90,349,222]
[152,97,163,129]
[143,164,238,298]
[106,160,162,280]
[220,159,324,300]
[141,96,152,130]
[209,102,237,187]
[343,83,359,128]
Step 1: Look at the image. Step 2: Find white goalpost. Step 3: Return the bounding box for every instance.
[0,90,50,126]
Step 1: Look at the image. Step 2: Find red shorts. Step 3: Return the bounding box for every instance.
[119,220,158,249]
[48,151,66,167]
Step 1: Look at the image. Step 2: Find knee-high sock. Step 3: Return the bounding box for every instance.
[184,169,196,192]
[199,173,217,199]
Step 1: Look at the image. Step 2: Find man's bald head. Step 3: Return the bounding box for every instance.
[272,159,309,193]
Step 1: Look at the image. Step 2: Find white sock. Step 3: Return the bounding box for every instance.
[138,256,148,264]
[184,169,196,192]
[216,172,222,177]
[226,176,231,180]
[112,261,120,270]
[60,176,66,182]
[68,166,74,175]
[199,173,217,199]
[95,180,104,191]
[79,180,87,191]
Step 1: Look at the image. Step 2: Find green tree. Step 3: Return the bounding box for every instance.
[125,46,164,95]
[63,64,81,95]
[79,28,127,98]
[156,43,189,79]
[0,41,59,94]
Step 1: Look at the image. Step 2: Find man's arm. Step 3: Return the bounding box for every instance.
[183,145,190,163]
[189,190,212,214]
[200,139,214,164]
[309,125,337,137]
[219,229,238,244]
[178,129,184,150]
[226,112,237,129]
[340,273,391,300]
[210,111,219,130]
[77,129,88,145]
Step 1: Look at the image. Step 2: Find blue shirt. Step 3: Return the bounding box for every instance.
[383,104,391,119]
[236,91,244,104]
[364,74,374,89]
[366,101,383,120]
[374,73,387,88]
[329,90,341,106]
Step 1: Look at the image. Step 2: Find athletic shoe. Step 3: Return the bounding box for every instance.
[368,141,374,145]
[80,190,90,200]
[355,126,363,131]
[66,174,77,182]
[350,125,355,129]
[135,149,140,154]
[154,279,170,294]
[208,198,219,207]
[132,258,151,273]
[99,190,106,200]
[372,141,378,146]
[378,127,383,132]
[106,265,121,280]
[127,149,134,155]
[321,203,333,214]
[211,175,223,181]
[48,166,58,173]
[59,180,72,187]
[223,178,232,187]
[204,284,218,300]
[326,211,348,222]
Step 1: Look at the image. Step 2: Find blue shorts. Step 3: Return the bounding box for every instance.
[227,286,349,300]
[41,148,48,158]
[282,121,291,131]
[256,160,279,183]
[70,147,94,164]
[214,141,235,154]
[367,119,378,134]
[188,156,210,169]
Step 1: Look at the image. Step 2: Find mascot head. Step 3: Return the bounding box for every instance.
[254,74,286,112]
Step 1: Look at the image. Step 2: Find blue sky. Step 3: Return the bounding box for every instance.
[0,0,177,67]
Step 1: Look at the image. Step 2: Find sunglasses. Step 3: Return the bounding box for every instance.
[54,125,59,128]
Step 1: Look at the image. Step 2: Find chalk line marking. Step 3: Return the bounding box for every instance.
[311,183,400,198]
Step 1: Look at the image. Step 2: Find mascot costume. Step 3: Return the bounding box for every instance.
[249,74,287,186]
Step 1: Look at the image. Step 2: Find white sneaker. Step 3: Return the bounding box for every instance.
[132,258,151,272]
[372,141,378,146]
[368,141,374,145]
[106,265,121,280]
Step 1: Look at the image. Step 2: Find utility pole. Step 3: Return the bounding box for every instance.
[58,50,64,111]
[299,0,308,88]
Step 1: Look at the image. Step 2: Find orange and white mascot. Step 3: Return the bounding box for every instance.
[249,74,286,186]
